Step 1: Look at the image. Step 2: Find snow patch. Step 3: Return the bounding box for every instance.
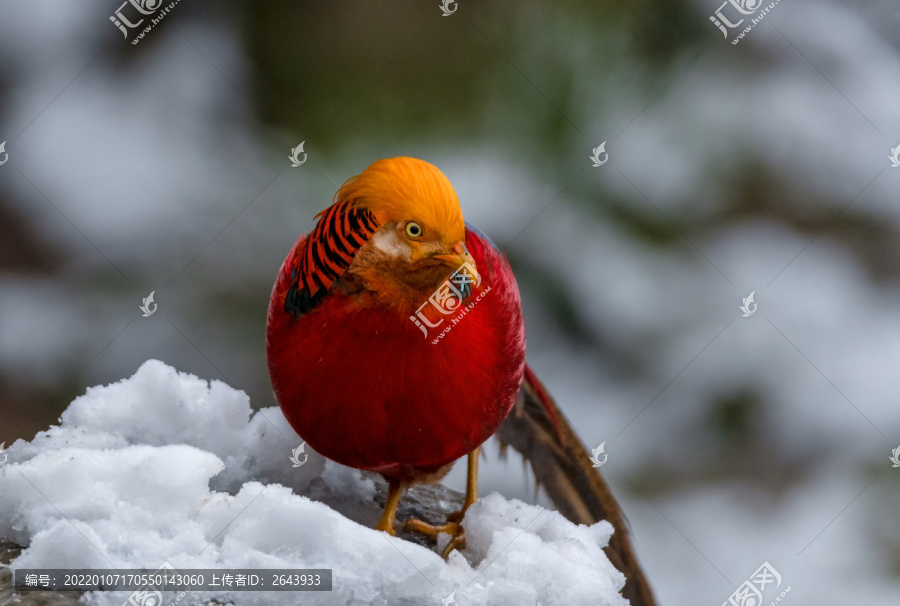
[0,360,627,605]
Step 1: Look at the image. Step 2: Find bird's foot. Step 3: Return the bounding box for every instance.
[374,518,397,536]
[403,510,466,558]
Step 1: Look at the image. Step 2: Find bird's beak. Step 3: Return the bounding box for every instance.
[433,240,476,274]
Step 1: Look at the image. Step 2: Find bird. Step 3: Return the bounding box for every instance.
[266,157,659,604]
[267,157,527,557]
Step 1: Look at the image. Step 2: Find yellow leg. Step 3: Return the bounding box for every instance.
[463,445,478,509]
[404,447,479,558]
[374,478,403,536]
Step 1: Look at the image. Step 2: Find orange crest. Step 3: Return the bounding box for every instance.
[337,157,465,244]
[285,157,465,315]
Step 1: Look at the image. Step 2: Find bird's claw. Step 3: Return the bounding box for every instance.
[440,528,466,559]
[403,512,467,558]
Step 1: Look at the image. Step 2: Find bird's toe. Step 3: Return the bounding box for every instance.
[403,514,467,559]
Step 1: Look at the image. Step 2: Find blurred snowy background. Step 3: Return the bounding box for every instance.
[0,0,898,604]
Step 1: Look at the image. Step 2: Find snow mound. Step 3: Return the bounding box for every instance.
[0,360,627,605]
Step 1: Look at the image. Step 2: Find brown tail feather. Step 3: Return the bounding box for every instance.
[496,364,657,606]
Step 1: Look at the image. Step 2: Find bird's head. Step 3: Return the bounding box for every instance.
[340,157,477,302]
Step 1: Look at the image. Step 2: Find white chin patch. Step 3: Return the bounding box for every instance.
[371,228,412,260]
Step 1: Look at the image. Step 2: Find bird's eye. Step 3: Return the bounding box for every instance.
[405,221,423,238]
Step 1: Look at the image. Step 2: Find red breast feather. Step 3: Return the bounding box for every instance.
[266,228,525,480]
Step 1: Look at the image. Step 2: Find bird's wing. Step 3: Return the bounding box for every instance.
[496,364,657,606]
[284,200,382,316]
